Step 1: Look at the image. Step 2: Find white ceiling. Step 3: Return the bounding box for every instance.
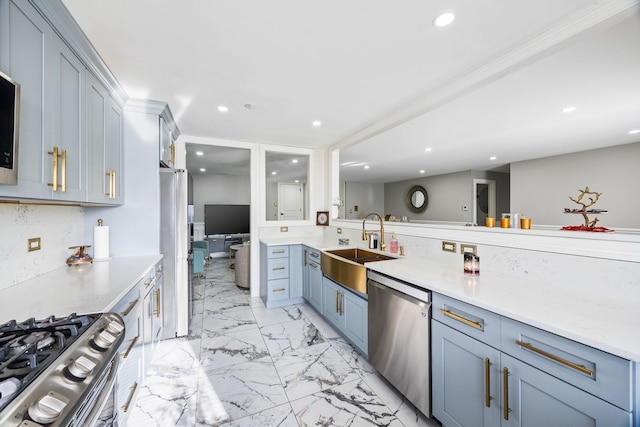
[62,0,640,182]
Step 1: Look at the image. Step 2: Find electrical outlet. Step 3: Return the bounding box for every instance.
[28,237,41,252]
[280,226,288,232]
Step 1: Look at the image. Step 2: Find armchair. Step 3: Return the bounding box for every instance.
[192,240,210,265]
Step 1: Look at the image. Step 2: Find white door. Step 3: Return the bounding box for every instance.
[278,183,303,220]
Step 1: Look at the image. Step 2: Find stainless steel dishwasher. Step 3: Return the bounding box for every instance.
[368,270,432,417]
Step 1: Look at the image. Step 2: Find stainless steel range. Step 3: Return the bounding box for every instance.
[0,313,125,427]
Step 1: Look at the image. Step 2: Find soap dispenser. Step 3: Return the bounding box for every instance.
[389,232,399,254]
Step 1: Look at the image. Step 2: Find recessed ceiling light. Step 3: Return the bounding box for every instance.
[364,165,370,169]
[292,159,298,163]
[271,171,277,175]
[196,151,203,156]
[425,147,432,152]
[419,170,426,174]
[629,129,640,135]
[199,168,206,172]
[433,12,455,27]
[295,180,299,183]
[217,105,228,112]
[562,106,576,113]
[489,156,497,161]
[312,120,322,127]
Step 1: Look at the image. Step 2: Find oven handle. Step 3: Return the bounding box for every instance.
[78,356,120,427]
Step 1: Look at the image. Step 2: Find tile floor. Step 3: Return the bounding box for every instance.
[126,259,439,426]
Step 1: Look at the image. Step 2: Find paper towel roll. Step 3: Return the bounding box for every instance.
[93,225,110,260]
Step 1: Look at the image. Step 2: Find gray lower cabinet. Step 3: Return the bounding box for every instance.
[322,276,368,355]
[260,243,304,308]
[305,247,323,313]
[432,293,633,427]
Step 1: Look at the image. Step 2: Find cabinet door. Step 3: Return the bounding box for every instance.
[342,289,367,354]
[289,245,303,298]
[86,73,108,203]
[49,35,85,201]
[0,0,51,199]
[308,260,323,312]
[432,320,501,427]
[105,96,123,203]
[159,116,174,166]
[302,248,310,300]
[502,353,631,427]
[322,277,342,328]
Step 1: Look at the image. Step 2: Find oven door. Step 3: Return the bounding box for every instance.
[68,356,118,427]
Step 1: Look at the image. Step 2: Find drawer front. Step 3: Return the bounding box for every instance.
[307,248,321,264]
[267,279,290,300]
[501,317,632,411]
[267,245,289,259]
[112,283,142,325]
[432,293,501,348]
[267,258,289,280]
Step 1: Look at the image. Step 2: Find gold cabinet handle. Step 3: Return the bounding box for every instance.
[122,335,139,359]
[309,262,318,269]
[112,170,117,198]
[170,143,175,165]
[515,340,593,377]
[272,267,286,271]
[485,358,493,408]
[273,288,286,293]
[310,252,320,258]
[48,146,59,191]
[304,249,308,266]
[503,367,511,420]
[340,292,344,316]
[121,299,139,317]
[144,278,153,288]
[439,308,482,329]
[335,290,339,313]
[154,289,161,317]
[60,149,67,192]
[272,250,285,254]
[121,382,138,413]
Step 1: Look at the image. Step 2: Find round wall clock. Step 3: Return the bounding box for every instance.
[316,211,329,226]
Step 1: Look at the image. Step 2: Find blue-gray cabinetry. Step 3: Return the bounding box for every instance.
[432,293,633,427]
[303,246,323,313]
[322,276,368,355]
[0,0,122,204]
[260,243,304,309]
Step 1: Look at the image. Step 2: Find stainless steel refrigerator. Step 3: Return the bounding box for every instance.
[160,168,189,339]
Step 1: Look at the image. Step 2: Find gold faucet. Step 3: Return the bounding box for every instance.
[362,212,386,251]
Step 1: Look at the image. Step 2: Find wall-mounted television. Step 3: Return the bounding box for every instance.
[204,204,250,235]
[0,71,20,185]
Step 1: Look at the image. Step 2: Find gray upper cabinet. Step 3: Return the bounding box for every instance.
[159,116,175,167]
[0,0,123,205]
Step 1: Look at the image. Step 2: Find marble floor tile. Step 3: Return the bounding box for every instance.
[200,328,270,369]
[329,337,377,378]
[290,378,403,426]
[203,294,251,314]
[201,307,258,337]
[209,403,298,427]
[260,318,325,356]
[252,303,304,327]
[196,359,289,425]
[274,341,360,401]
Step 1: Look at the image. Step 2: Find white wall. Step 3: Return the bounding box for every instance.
[191,174,251,223]
[343,181,385,219]
[0,204,84,290]
[511,142,640,228]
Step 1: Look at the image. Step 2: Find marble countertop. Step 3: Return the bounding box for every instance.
[261,237,640,362]
[0,255,162,321]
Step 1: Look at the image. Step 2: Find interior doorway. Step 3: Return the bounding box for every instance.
[473,179,496,225]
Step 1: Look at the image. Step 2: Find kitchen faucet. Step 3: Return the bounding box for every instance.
[362,213,386,251]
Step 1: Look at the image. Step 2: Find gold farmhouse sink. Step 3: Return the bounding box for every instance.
[321,248,396,294]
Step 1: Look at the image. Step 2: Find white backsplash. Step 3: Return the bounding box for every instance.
[329,226,640,301]
[0,204,84,290]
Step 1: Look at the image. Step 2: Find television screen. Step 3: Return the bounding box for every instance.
[204,204,250,235]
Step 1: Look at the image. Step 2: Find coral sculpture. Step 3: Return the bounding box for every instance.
[562,186,611,232]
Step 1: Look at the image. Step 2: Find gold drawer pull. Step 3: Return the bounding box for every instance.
[310,252,320,258]
[121,382,138,413]
[272,267,286,271]
[439,308,482,329]
[122,336,139,359]
[503,367,511,420]
[485,357,493,408]
[144,278,153,288]
[516,340,593,377]
[154,289,161,317]
[60,149,67,192]
[48,146,59,191]
[272,250,285,254]
[273,288,286,293]
[121,299,139,317]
